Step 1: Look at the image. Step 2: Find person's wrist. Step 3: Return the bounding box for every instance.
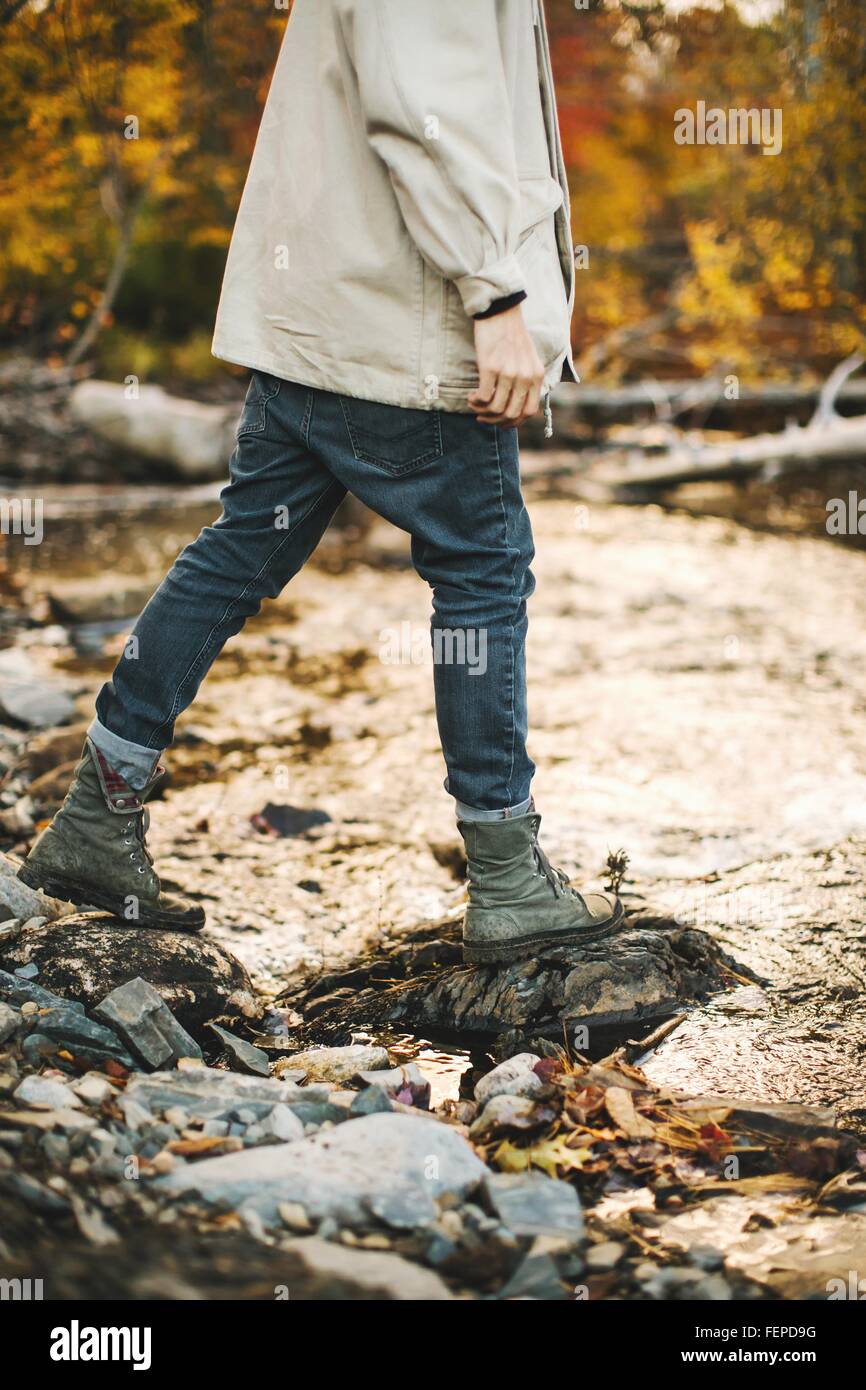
[472,290,528,321]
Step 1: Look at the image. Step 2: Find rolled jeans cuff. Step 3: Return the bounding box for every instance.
[455,795,533,823]
[87,717,161,792]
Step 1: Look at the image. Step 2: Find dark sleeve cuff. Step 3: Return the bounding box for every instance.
[472,290,527,321]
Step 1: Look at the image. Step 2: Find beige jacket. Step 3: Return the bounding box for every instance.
[212,0,575,412]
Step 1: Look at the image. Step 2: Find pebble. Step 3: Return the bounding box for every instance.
[586,1240,625,1272]
[278,1201,315,1234]
[0,1002,20,1044]
[14,1074,81,1111]
[72,1073,115,1107]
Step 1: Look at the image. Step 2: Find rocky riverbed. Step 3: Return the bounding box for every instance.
[1,475,865,1298]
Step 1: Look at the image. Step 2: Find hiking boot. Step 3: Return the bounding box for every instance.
[458,809,622,965]
[17,738,205,933]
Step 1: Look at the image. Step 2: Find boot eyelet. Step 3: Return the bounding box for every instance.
[137,866,146,874]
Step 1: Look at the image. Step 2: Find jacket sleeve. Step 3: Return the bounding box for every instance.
[336,0,525,317]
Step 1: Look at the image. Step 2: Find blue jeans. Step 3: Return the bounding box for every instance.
[90,376,536,815]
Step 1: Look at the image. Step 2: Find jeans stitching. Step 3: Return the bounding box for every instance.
[148,479,343,748]
[491,426,519,806]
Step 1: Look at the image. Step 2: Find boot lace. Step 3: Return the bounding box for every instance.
[121,809,155,876]
[532,835,579,900]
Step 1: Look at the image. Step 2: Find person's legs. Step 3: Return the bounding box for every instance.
[307,395,535,811]
[303,390,622,961]
[20,375,346,926]
[92,375,346,784]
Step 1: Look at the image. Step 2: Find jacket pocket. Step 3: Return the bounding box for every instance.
[339,396,443,476]
[236,372,282,438]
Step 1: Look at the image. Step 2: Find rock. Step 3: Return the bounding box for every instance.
[278,1201,315,1234]
[470,1093,541,1138]
[658,1194,866,1299]
[124,1066,306,1124]
[207,1023,270,1077]
[14,961,39,979]
[94,978,203,1070]
[274,1045,390,1085]
[0,966,85,1013]
[0,854,66,924]
[19,1003,137,1070]
[46,575,157,626]
[0,679,77,730]
[374,924,746,1038]
[156,1111,487,1230]
[71,1073,115,1107]
[498,1246,569,1300]
[276,1236,453,1300]
[585,1240,625,1272]
[356,1062,430,1108]
[0,1001,20,1044]
[475,1053,543,1107]
[259,1105,305,1142]
[14,1074,81,1110]
[350,1086,395,1118]
[484,1172,584,1243]
[0,917,257,1038]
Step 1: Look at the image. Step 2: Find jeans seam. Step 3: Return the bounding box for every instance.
[301,389,314,446]
[148,479,343,748]
[492,426,519,806]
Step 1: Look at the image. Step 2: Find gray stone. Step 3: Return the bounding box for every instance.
[0,967,83,1014]
[94,978,203,1070]
[350,1086,395,1117]
[260,1105,304,1142]
[119,1097,153,1130]
[14,1074,81,1111]
[71,1073,115,1107]
[0,679,76,730]
[41,1132,71,1167]
[207,1023,270,1077]
[274,1236,453,1300]
[484,1172,584,1242]
[124,1066,304,1123]
[0,1001,20,1044]
[475,1053,544,1107]
[0,856,66,926]
[498,1248,569,1300]
[470,1093,540,1138]
[14,961,39,980]
[156,1111,486,1230]
[22,1004,137,1069]
[585,1240,625,1272]
[273,1045,390,1085]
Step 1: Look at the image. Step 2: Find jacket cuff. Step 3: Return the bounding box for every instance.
[454,254,525,318]
[473,290,527,321]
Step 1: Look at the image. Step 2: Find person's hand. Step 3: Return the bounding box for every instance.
[468,303,544,428]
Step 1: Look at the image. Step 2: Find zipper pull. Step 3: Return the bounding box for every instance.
[543,389,553,439]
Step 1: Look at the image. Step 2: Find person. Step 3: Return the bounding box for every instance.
[19,0,623,964]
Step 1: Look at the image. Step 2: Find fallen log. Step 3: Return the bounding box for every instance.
[69,381,238,481]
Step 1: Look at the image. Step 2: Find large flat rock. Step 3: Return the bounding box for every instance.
[155,1111,487,1229]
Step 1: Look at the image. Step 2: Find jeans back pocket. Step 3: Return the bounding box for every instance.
[236,372,282,438]
[339,396,443,476]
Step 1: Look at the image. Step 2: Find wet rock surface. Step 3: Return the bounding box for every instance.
[0,913,259,1039]
[279,913,750,1045]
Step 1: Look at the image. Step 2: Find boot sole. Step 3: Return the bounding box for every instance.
[463,897,625,966]
[17,863,205,934]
